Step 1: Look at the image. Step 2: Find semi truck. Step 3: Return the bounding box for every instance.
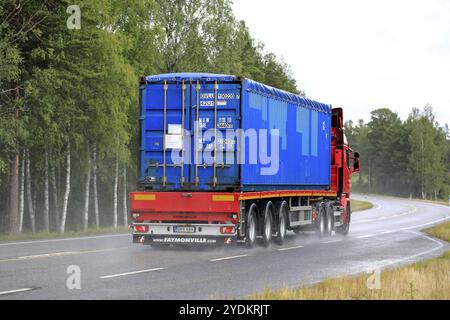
[130,73,360,248]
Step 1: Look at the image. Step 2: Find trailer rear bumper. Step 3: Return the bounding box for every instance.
[132,222,237,246]
[133,234,236,246]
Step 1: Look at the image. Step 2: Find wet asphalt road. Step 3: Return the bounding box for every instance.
[0,194,449,300]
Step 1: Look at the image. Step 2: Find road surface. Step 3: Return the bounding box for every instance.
[0,194,449,299]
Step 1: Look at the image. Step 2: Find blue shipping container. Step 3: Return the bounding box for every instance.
[139,73,332,192]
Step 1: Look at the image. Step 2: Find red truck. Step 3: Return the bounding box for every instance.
[130,73,359,248]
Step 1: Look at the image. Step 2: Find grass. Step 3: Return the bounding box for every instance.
[248,222,450,300]
[351,199,374,212]
[0,226,130,242]
[425,221,450,242]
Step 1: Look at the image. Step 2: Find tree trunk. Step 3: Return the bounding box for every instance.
[19,150,25,233]
[113,157,119,229]
[26,149,35,233]
[92,144,99,229]
[421,136,425,199]
[122,166,128,226]
[8,153,20,234]
[82,142,91,232]
[32,185,37,228]
[51,160,59,232]
[60,139,71,233]
[43,148,50,232]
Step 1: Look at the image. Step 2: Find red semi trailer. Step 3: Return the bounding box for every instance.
[130,102,360,248]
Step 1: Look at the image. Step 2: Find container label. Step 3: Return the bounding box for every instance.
[165,134,183,149]
[168,124,182,134]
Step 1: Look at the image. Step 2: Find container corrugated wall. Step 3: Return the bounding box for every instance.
[240,80,331,191]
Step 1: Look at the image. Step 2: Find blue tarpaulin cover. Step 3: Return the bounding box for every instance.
[144,73,331,114]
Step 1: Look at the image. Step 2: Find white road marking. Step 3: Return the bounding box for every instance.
[369,203,383,211]
[210,254,248,262]
[322,239,342,244]
[0,233,129,247]
[379,231,444,268]
[0,288,34,296]
[355,234,377,239]
[277,245,304,251]
[0,248,116,263]
[353,205,417,225]
[344,230,446,278]
[17,252,78,259]
[100,268,165,279]
[397,216,450,231]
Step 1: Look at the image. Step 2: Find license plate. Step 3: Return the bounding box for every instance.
[173,226,196,234]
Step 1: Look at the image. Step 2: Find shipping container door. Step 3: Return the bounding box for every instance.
[190,82,241,190]
[140,82,190,190]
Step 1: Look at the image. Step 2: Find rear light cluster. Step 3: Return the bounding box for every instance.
[134,225,149,233]
[312,209,318,222]
[132,213,140,219]
[220,226,235,234]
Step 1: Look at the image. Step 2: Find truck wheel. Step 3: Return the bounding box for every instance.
[325,202,334,237]
[245,204,257,248]
[316,202,326,238]
[261,202,273,247]
[274,201,288,245]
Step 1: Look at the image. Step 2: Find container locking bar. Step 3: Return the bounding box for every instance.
[162,80,168,187]
[194,80,200,186]
[180,80,186,186]
[213,81,218,187]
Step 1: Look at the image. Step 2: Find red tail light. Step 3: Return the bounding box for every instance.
[220,226,235,234]
[134,225,149,233]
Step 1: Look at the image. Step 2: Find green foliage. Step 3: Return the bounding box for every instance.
[0,0,301,233]
[346,105,449,199]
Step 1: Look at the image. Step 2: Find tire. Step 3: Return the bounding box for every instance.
[325,202,334,237]
[261,202,273,247]
[336,203,351,236]
[245,204,258,248]
[316,202,326,238]
[274,201,288,245]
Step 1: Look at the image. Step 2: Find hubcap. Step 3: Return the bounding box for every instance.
[320,213,324,234]
[248,214,255,242]
[327,212,332,233]
[279,213,285,238]
[265,214,271,239]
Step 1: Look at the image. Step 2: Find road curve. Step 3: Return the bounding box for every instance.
[0,194,449,299]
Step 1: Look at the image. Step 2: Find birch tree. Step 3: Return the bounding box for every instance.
[51,160,59,231]
[43,148,49,232]
[92,144,99,228]
[82,142,91,232]
[60,139,71,233]
[25,150,35,233]
[113,158,119,229]
[19,149,25,233]
[122,166,128,226]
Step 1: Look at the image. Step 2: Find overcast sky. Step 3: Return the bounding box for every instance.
[232,0,450,126]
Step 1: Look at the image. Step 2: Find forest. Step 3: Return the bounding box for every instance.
[345,105,450,200]
[0,0,300,234]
